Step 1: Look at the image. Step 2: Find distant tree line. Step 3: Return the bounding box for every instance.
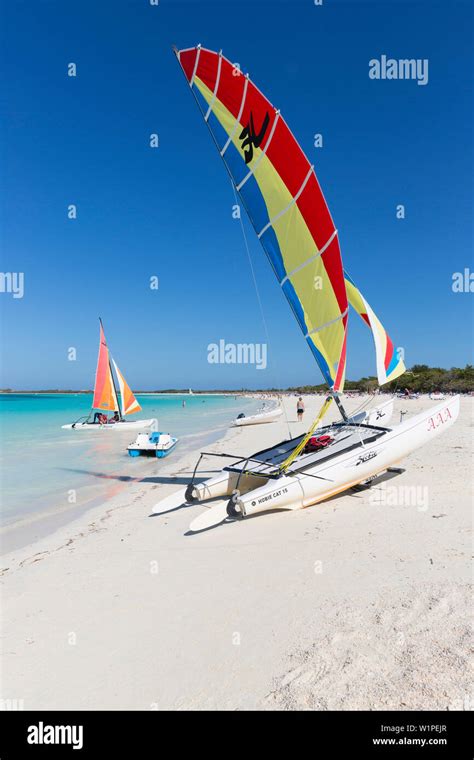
[2,365,473,395]
[283,365,474,395]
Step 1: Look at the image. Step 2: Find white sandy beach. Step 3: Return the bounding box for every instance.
[0,394,472,711]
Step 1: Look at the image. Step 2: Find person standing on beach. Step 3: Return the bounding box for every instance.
[297,397,305,422]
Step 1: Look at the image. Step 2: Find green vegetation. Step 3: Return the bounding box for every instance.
[388,364,474,394]
[284,365,474,395]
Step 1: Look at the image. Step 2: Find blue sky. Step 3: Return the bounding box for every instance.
[1,0,472,390]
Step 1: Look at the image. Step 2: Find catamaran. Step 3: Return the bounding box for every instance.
[153,45,459,530]
[232,405,283,426]
[62,320,156,431]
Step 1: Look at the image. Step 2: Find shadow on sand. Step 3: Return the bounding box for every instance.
[59,468,194,486]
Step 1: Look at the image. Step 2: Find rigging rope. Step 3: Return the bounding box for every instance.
[230,180,292,439]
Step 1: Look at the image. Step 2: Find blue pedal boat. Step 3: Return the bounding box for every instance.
[127,431,179,458]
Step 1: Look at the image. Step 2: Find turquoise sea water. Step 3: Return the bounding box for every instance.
[0,393,260,536]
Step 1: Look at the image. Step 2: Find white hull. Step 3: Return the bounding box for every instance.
[151,400,394,517]
[62,418,156,431]
[349,398,394,426]
[164,397,459,531]
[232,407,283,426]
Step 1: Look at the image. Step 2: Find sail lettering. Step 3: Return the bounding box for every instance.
[239,112,270,164]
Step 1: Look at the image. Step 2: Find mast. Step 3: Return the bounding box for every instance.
[109,358,122,420]
[330,391,349,422]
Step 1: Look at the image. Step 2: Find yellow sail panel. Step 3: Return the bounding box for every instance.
[111,359,142,416]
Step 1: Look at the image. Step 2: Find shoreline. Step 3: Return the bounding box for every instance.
[0,391,255,397]
[0,391,466,567]
[1,394,471,710]
[0,402,263,555]
[1,401,257,565]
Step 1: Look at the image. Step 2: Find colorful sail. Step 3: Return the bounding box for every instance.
[92,322,119,412]
[111,359,142,416]
[175,46,348,391]
[344,272,406,385]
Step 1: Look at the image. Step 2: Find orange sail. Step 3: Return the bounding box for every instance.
[112,358,142,416]
[92,322,119,412]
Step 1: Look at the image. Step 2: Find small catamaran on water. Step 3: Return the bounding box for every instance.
[62,320,156,431]
[153,45,459,530]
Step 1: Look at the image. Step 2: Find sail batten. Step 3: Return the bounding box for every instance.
[280,229,338,286]
[258,165,313,238]
[221,76,249,156]
[306,307,349,336]
[176,46,348,391]
[204,51,223,121]
[189,45,202,87]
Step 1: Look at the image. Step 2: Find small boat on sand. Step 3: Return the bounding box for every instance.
[232,406,282,426]
[153,395,458,531]
[62,319,155,431]
[128,431,179,458]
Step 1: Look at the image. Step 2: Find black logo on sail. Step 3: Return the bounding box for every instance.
[239,111,270,164]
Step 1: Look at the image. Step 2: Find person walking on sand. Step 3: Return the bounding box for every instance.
[297,397,305,422]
